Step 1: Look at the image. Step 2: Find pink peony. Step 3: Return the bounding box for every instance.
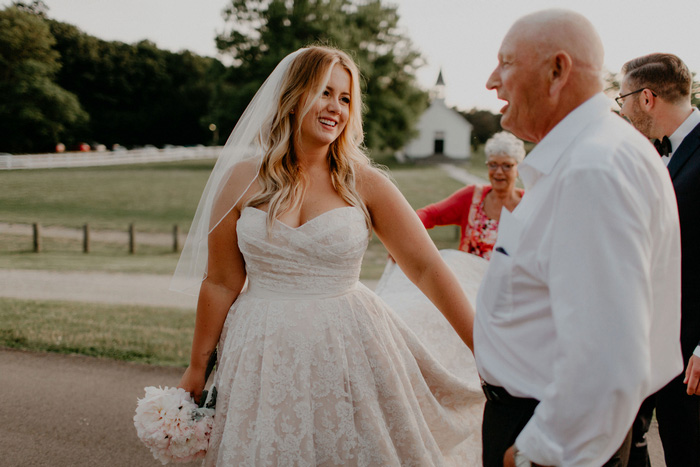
[134,386,215,464]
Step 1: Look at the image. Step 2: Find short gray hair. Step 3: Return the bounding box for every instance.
[484,131,526,163]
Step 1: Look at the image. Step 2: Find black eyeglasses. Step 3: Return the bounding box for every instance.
[615,88,657,107]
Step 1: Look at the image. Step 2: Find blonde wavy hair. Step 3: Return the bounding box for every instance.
[245,46,373,233]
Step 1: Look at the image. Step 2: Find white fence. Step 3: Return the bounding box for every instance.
[0,146,223,170]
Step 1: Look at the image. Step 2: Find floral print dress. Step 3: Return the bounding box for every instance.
[463,186,500,260]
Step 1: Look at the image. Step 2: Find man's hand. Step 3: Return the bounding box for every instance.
[504,445,550,467]
[503,446,517,467]
[684,354,700,395]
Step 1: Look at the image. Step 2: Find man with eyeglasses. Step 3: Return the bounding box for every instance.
[619,53,700,467]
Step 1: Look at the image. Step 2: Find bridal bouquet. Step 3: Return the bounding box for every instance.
[134,386,216,464]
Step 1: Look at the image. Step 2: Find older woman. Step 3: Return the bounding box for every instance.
[416,131,525,260]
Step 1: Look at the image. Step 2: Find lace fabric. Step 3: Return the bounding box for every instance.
[204,206,484,466]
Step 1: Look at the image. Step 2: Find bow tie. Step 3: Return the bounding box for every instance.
[654,136,672,157]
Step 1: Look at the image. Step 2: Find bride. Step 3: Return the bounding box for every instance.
[173,46,484,466]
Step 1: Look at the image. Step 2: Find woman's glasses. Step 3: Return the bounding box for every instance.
[486,162,515,172]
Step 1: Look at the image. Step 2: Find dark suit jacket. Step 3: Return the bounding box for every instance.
[668,121,700,360]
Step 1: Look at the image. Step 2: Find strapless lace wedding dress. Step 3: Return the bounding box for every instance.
[204,206,484,466]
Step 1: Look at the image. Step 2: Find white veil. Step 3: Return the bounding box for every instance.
[170,49,307,296]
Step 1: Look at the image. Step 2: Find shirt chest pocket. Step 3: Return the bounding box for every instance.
[480,209,522,322]
[480,250,515,322]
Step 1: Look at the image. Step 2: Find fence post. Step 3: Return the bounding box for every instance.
[83,223,90,253]
[129,223,136,254]
[33,223,41,252]
[173,224,180,252]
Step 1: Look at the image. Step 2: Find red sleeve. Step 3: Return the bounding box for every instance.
[416,185,476,229]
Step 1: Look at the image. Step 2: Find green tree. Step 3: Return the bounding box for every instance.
[48,19,221,148]
[214,0,428,152]
[0,5,87,153]
[461,108,502,150]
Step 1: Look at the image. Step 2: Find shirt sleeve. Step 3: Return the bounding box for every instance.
[416,185,476,229]
[516,166,655,466]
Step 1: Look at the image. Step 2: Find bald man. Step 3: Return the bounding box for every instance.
[476,9,682,467]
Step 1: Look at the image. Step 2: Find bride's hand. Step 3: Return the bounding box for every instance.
[178,365,207,404]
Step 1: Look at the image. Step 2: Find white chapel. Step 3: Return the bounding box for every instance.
[401,70,472,162]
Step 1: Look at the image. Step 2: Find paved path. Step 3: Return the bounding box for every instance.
[0,347,667,467]
[0,348,201,467]
[0,269,378,309]
[0,268,198,309]
[439,163,488,186]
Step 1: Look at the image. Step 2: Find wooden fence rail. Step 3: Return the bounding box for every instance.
[22,222,183,254]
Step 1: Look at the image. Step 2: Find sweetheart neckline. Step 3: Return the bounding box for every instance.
[243,205,360,230]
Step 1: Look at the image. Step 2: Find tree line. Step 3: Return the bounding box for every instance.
[0,0,436,155]
[1,2,231,153]
[2,1,698,156]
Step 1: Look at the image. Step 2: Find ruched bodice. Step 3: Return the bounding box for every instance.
[238,206,368,297]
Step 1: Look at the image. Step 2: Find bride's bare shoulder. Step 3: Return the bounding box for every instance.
[355,164,396,200]
[216,159,262,210]
[355,164,392,187]
[227,158,260,184]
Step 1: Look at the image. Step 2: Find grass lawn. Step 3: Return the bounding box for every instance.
[0,297,193,366]
[0,159,214,232]
[0,154,482,233]
[0,233,181,274]
[0,230,464,280]
[0,157,469,277]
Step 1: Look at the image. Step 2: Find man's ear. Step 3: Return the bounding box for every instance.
[639,88,656,111]
[548,51,573,97]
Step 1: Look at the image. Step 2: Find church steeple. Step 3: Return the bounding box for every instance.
[433,68,446,101]
[436,69,445,87]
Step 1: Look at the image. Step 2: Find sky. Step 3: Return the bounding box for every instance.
[4,0,699,113]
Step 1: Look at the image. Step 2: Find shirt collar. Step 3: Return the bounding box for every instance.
[518,93,614,190]
[668,108,700,159]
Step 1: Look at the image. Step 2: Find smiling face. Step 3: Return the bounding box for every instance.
[486,26,549,143]
[487,154,519,193]
[297,64,352,154]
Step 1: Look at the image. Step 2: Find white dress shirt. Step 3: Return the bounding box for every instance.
[474,93,682,466]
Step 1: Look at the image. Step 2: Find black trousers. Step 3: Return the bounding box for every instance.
[481,382,632,467]
[629,372,700,467]
[481,383,539,467]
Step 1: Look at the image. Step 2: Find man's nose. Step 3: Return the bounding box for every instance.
[486,69,500,90]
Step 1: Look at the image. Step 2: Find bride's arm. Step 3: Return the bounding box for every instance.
[178,208,247,403]
[358,167,476,352]
[178,163,256,403]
